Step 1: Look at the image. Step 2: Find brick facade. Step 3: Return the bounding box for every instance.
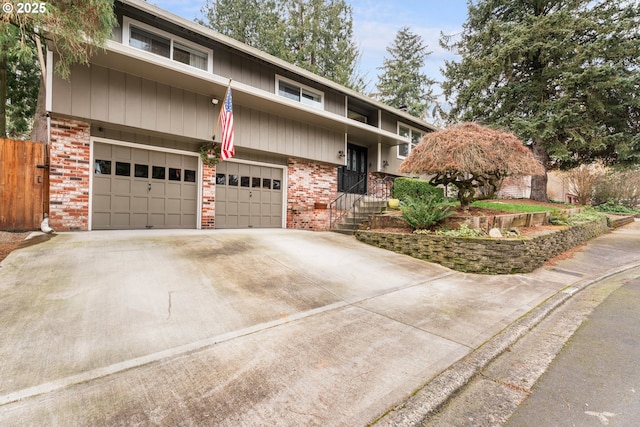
[286,158,337,230]
[47,121,337,232]
[201,163,216,229]
[49,117,91,231]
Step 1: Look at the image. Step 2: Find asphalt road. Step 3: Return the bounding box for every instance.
[506,275,640,426]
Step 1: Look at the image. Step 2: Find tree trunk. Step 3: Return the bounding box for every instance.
[530,140,549,202]
[30,78,47,143]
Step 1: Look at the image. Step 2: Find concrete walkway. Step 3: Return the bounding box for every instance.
[0,222,638,425]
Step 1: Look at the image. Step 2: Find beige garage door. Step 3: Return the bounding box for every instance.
[215,162,283,228]
[92,142,198,230]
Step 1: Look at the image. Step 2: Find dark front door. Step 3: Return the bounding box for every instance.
[338,143,367,194]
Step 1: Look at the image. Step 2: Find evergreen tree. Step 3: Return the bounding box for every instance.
[441,0,640,201]
[282,0,365,90]
[376,26,437,119]
[200,0,366,91]
[5,44,40,138]
[198,0,286,58]
[0,0,116,139]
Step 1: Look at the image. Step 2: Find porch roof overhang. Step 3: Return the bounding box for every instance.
[92,41,412,148]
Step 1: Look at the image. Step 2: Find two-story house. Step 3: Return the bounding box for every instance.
[45,0,436,231]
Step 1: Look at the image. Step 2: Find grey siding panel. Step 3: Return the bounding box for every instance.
[140,79,157,129]
[71,64,91,118]
[325,91,345,116]
[108,70,126,124]
[156,83,171,133]
[52,72,72,115]
[170,86,184,135]
[183,91,197,136]
[125,74,142,128]
[91,66,109,122]
[380,111,398,133]
[195,93,211,137]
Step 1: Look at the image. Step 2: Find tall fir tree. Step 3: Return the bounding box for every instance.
[0,0,116,140]
[198,0,286,58]
[375,26,437,119]
[441,0,640,201]
[200,0,366,91]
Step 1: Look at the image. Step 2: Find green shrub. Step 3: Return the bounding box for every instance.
[550,208,604,226]
[594,200,639,214]
[392,177,444,202]
[400,195,452,230]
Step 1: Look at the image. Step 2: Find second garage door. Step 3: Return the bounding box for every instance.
[215,162,284,228]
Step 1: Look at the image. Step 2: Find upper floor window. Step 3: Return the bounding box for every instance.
[123,17,212,72]
[276,75,323,109]
[397,124,423,159]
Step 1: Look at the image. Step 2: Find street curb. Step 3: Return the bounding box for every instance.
[372,260,640,426]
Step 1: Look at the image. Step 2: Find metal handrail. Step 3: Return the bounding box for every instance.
[329,175,394,230]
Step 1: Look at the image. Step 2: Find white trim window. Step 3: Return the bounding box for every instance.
[276,75,324,109]
[123,17,213,72]
[397,124,423,159]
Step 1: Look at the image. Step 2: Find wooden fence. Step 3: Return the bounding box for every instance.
[0,139,48,231]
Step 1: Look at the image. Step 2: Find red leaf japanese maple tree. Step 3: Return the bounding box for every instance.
[399,122,544,208]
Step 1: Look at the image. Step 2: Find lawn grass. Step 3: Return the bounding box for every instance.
[470,200,559,213]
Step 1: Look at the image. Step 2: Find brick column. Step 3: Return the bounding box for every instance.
[286,158,337,230]
[201,163,216,228]
[49,117,91,231]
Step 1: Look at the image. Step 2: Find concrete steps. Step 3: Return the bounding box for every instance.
[332,198,387,235]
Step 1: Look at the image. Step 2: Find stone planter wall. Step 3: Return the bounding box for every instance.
[355,217,609,274]
[606,214,635,229]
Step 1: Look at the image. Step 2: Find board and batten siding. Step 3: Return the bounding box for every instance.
[53,64,345,165]
[52,64,214,141]
[214,47,346,116]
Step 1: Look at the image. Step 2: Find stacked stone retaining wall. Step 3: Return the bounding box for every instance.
[355,217,609,274]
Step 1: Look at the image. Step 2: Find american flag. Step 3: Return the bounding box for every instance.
[220,86,235,161]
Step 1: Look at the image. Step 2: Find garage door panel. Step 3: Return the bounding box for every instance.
[166,214,181,226]
[92,142,198,230]
[215,162,284,229]
[114,213,131,227]
[183,185,197,198]
[150,197,165,211]
[113,179,131,193]
[93,212,110,229]
[166,183,181,197]
[150,182,165,196]
[132,213,148,227]
[132,196,148,212]
[166,198,181,212]
[131,180,148,193]
[133,148,149,163]
[113,195,130,211]
[94,177,111,193]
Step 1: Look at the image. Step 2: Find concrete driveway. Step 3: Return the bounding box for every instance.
[0,229,572,425]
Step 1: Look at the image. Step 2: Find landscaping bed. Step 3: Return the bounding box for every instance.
[355,217,609,274]
[357,199,616,274]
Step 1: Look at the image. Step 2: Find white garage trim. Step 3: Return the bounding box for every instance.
[89,137,203,230]
[216,158,288,229]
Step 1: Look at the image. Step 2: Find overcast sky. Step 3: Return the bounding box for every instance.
[149,0,469,95]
